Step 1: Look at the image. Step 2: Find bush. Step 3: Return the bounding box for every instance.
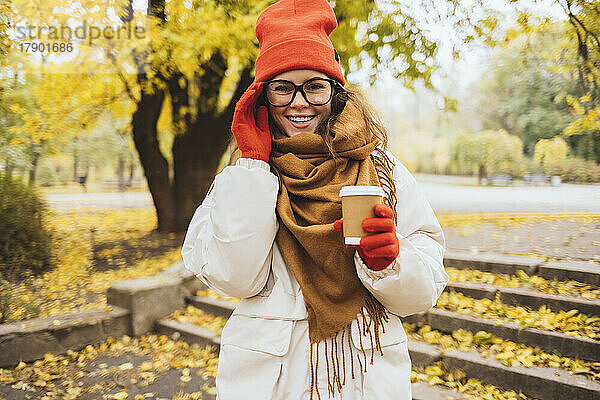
[55,168,73,185]
[448,130,525,180]
[0,173,53,281]
[560,158,600,183]
[37,165,55,186]
[530,156,600,183]
[534,137,568,173]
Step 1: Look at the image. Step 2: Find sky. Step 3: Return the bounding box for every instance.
[349,0,568,114]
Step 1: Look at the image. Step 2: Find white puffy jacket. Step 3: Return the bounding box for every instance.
[182,152,448,400]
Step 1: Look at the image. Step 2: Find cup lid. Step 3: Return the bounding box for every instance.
[339,185,385,197]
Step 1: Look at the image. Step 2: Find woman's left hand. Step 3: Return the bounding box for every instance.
[333,203,399,271]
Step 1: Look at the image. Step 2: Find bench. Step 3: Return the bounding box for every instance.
[523,173,549,185]
[486,174,512,186]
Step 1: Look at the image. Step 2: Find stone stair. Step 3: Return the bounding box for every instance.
[156,296,471,399]
[155,252,600,400]
[445,281,600,316]
[443,251,600,286]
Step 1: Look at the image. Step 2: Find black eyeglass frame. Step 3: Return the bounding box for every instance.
[263,78,344,107]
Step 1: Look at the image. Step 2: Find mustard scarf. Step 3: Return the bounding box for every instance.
[269,99,389,398]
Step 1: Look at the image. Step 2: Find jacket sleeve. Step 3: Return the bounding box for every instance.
[181,157,279,298]
[355,153,448,317]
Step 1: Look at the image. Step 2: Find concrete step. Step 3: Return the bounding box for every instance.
[185,295,600,362]
[154,318,470,400]
[155,318,220,348]
[187,296,235,318]
[409,340,600,400]
[445,282,600,316]
[410,381,466,399]
[0,306,130,367]
[428,308,599,362]
[186,293,600,362]
[444,251,600,286]
[445,281,497,300]
[177,295,600,400]
[155,315,600,400]
[499,286,600,316]
[444,251,546,276]
[538,260,600,287]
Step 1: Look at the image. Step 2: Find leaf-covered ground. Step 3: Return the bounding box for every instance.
[1,208,184,322]
[437,291,600,339]
[411,363,537,400]
[447,267,600,300]
[0,334,218,400]
[170,307,227,336]
[3,208,598,399]
[405,323,600,380]
[438,213,600,262]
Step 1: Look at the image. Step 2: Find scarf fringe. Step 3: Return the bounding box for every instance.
[309,295,389,400]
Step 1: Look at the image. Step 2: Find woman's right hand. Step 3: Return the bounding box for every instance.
[232,81,271,163]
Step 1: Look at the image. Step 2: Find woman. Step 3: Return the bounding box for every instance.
[181,0,448,399]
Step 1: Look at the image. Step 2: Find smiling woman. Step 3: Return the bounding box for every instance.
[182,0,448,399]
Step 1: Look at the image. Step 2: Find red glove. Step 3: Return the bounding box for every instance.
[232,81,271,163]
[333,203,399,271]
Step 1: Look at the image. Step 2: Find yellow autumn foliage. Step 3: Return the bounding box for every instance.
[3,208,183,322]
[436,291,600,339]
[0,334,219,398]
[447,267,600,300]
[407,323,599,380]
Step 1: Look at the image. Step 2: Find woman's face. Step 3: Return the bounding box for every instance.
[266,69,333,137]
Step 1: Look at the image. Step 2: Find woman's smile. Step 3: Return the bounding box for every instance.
[286,114,317,128]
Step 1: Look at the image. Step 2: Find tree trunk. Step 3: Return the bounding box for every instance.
[117,156,125,192]
[28,146,40,186]
[124,0,255,233]
[73,137,79,182]
[172,119,230,232]
[128,156,135,185]
[477,164,486,185]
[131,83,177,232]
[5,158,12,177]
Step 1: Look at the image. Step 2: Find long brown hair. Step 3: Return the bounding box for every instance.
[226,84,398,224]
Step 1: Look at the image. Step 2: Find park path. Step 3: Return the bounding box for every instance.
[43,178,600,261]
[420,181,600,214]
[44,192,154,210]
[43,177,600,214]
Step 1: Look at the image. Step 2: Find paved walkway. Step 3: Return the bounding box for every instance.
[443,218,600,262]
[44,192,154,209]
[42,182,600,262]
[418,181,600,214]
[43,176,600,214]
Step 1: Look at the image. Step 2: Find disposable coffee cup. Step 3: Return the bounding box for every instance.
[339,185,385,245]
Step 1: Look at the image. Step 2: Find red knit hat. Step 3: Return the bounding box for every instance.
[254,0,346,85]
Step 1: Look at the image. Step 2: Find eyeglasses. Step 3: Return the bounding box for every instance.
[264,78,341,107]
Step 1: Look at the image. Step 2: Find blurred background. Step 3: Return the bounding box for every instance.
[0,1,599,399]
